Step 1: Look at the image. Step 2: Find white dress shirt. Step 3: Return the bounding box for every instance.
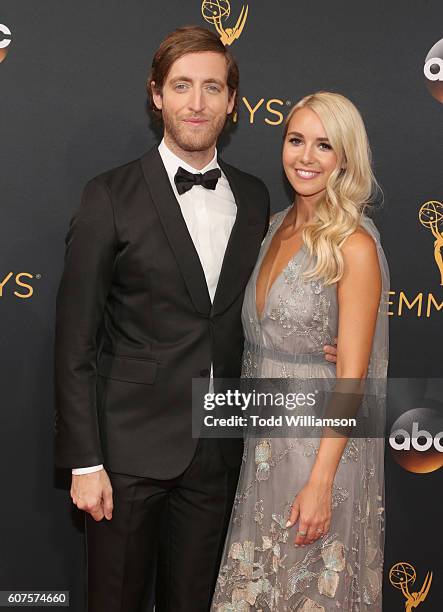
[72,139,237,475]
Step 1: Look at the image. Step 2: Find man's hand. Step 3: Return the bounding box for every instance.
[323,337,338,363]
[70,469,113,522]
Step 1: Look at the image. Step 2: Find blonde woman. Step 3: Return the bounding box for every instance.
[211,92,389,611]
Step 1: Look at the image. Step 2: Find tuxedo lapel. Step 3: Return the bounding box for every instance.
[140,147,211,315]
[212,159,261,316]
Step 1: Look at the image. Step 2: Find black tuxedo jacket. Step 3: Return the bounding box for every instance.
[54,146,270,478]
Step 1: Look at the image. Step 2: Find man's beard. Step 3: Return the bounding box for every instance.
[162,109,227,152]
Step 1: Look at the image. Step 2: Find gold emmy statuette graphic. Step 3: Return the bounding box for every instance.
[389,562,433,611]
[201,0,248,46]
[419,200,443,285]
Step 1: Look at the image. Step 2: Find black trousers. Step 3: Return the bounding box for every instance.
[85,438,241,612]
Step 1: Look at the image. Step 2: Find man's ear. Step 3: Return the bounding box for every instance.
[227,90,236,115]
[151,81,163,111]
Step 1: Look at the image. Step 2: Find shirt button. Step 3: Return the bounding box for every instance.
[200,369,210,377]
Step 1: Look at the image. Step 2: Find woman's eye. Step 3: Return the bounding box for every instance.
[319,142,333,151]
[289,137,302,145]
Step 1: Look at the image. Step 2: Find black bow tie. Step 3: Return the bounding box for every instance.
[174,166,221,195]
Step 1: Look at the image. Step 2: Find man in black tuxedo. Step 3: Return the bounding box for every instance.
[55,26,270,611]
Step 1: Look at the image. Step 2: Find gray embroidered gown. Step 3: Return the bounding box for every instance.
[211,207,389,611]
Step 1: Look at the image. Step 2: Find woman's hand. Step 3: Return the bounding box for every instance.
[286,479,332,546]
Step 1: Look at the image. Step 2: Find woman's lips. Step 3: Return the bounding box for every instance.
[294,169,321,179]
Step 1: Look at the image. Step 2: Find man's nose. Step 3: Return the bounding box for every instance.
[189,88,205,113]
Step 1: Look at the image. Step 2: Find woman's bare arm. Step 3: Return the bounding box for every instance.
[288,229,382,545]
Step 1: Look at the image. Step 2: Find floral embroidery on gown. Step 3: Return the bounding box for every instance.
[211,208,389,611]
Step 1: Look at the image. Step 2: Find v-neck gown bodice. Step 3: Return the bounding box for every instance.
[211,207,389,611]
[243,208,338,376]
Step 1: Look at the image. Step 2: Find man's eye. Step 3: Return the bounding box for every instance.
[206,85,221,92]
[175,83,188,91]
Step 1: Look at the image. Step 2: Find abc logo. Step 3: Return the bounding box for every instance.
[0,24,12,64]
[389,408,443,473]
[424,38,443,103]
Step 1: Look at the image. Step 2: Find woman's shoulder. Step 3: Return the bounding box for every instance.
[341,226,379,273]
[344,226,374,245]
[343,221,379,251]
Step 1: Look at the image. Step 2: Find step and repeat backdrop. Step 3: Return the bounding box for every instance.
[1,1,442,610]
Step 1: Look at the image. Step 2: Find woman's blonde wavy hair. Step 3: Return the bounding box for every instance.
[284,91,381,285]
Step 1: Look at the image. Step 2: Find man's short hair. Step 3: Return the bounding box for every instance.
[148,26,239,120]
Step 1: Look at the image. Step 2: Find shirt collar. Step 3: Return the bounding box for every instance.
[158,138,220,180]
